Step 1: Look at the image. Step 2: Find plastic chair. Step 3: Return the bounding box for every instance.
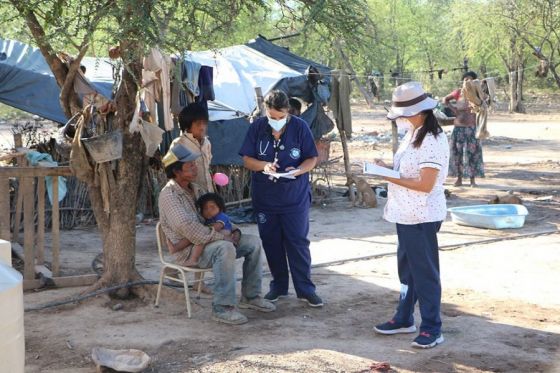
[154,222,212,318]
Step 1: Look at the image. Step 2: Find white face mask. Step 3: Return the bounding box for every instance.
[395,117,413,134]
[267,116,288,132]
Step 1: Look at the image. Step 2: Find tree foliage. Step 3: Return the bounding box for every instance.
[501,0,560,88]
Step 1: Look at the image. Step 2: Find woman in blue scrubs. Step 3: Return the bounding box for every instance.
[239,90,323,307]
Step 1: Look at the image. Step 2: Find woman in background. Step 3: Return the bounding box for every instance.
[444,71,484,187]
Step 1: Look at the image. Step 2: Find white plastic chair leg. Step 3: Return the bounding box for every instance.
[155,266,166,307]
[180,269,192,318]
[196,272,206,297]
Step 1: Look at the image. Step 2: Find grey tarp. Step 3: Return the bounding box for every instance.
[246,36,331,84]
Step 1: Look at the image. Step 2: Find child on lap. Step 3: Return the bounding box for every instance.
[167,193,240,268]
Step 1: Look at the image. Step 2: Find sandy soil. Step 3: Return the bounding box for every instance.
[8,102,560,372]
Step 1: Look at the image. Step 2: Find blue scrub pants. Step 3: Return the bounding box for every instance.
[393,221,442,335]
[257,207,316,297]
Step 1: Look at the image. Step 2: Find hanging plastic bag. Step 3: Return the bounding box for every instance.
[139,120,165,156]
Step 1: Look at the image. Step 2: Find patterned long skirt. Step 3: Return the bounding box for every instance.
[449,126,485,178]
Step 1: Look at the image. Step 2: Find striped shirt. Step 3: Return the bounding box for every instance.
[384,128,450,224]
[158,179,224,258]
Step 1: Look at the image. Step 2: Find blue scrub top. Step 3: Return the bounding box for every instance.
[239,115,318,214]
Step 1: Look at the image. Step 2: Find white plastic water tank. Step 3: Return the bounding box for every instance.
[0,262,25,373]
[0,239,11,266]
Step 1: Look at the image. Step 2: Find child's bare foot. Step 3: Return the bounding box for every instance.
[198,282,213,295]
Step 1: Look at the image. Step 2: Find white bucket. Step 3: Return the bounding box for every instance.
[0,262,25,373]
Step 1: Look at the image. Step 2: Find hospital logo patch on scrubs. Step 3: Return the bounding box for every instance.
[257,213,267,224]
[289,148,301,159]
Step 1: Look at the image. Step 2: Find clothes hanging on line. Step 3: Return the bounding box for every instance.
[142,48,173,131]
[198,65,215,102]
[184,60,201,97]
[170,59,214,115]
[328,69,352,136]
[462,79,490,140]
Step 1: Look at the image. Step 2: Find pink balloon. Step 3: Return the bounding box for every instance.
[213,172,229,186]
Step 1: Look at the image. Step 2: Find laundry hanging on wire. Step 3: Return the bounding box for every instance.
[129,47,216,156]
[323,62,543,85]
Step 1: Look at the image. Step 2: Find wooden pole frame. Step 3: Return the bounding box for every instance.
[0,177,9,241]
[0,164,97,289]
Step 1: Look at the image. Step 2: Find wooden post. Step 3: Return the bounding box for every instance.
[12,181,24,242]
[254,87,265,117]
[12,133,24,243]
[0,177,9,241]
[334,40,375,108]
[13,133,23,149]
[339,129,355,204]
[331,68,355,203]
[22,176,35,280]
[36,176,45,265]
[52,176,60,276]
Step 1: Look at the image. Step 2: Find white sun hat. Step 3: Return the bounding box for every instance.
[387,81,438,120]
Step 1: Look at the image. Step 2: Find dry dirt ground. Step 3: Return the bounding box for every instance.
[13,103,560,372]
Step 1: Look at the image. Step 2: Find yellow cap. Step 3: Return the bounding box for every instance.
[162,144,200,168]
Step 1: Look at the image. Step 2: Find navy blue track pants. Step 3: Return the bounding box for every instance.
[393,221,443,335]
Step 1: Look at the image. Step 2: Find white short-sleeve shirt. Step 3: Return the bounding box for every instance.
[383,127,450,225]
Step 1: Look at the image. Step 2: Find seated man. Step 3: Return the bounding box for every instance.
[158,144,275,325]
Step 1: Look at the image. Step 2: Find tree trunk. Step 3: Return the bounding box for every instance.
[508,70,516,113]
[517,65,525,106]
[550,63,560,89]
[12,0,152,297]
[509,63,525,113]
[88,22,148,297]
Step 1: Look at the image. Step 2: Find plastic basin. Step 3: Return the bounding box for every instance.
[448,204,529,229]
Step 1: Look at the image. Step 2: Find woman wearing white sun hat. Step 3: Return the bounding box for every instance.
[373,81,450,349]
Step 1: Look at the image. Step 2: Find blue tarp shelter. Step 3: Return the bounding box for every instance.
[0,38,113,124]
[1,37,332,165]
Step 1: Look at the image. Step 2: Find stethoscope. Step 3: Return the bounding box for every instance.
[258,140,270,156]
[258,138,285,157]
[259,136,286,182]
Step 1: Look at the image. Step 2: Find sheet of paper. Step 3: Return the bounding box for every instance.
[263,169,298,179]
[363,162,400,179]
